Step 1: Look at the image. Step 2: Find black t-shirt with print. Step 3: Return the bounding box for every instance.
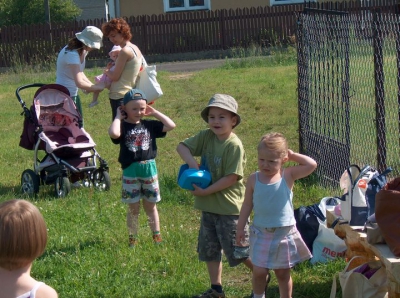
[112,119,166,169]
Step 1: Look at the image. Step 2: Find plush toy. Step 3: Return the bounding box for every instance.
[58,127,89,144]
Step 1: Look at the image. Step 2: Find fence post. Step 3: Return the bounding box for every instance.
[396,5,400,149]
[296,11,306,154]
[372,8,387,172]
[141,15,147,55]
[219,10,226,49]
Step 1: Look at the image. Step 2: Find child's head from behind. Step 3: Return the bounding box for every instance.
[108,45,121,61]
[257,133,288,173]
[201,94,241,129]
[0,199,47,271]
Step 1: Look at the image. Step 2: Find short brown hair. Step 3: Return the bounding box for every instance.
[258,132,288,158]
[0,199,48,270]
[102,18,132,41]
[66,37,85,56]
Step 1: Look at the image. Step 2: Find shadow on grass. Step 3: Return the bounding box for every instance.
[0,182,90,201]
[0,184,20,196]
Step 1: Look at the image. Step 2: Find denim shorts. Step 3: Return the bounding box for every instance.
[197,211,250,267]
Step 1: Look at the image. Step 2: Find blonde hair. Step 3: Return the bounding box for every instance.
[0,199,48,270]
[258,132,288,158]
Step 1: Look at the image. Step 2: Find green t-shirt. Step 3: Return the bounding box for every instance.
[181,129,246,215]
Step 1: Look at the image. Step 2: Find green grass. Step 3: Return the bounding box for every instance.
[0,50,345,298]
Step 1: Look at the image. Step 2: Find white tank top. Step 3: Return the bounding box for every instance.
[16,282,44,298]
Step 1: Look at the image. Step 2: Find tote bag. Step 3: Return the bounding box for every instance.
[136,57,163,103]
[375,177,400,256]
[330,256,388,298]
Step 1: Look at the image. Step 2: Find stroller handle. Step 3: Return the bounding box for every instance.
[16,83,46,106]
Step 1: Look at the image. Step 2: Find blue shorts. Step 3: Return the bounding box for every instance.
[121,159,160,204]
[197,211,250,267]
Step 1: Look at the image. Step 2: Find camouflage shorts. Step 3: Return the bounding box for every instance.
[197,211,250,267]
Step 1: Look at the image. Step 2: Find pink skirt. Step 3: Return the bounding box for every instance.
[250,225,312,269]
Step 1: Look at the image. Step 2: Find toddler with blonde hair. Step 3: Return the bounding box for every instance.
[237,132,317,298]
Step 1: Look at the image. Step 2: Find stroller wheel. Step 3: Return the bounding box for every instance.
[21,169,40,197]
[54,176,71,198]
[92,170,111,191]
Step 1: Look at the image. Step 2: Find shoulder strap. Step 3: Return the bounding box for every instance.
[127,45,138,57]
[368,167,392,187]
[353,165,372,187]
[347,164,361,185]
[380,167,392,177]
[31,282,44,295]
[330,272,339,298]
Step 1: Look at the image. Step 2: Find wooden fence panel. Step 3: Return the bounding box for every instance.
[0,1,398,67]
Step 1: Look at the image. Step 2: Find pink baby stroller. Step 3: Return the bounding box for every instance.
[17,83,111,198]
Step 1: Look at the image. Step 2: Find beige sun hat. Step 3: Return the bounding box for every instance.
[75,26,103,50]
[201,94,241,128]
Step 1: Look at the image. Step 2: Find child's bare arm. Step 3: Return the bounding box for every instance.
[236,174,255,245]
[145,105,176,132]
[191,173,238,196]
[108,107,124,138]
[176,143,199,170]
[285,149,317,187]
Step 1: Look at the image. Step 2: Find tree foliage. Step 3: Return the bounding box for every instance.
[0,0,82,27]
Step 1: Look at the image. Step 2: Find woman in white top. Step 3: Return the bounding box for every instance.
[56,26,105,120]
[101,18,143,121]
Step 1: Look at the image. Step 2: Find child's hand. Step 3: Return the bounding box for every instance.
[106,61,114,69]
[287,149,294,160]
[190,184,208,196]
[144,105,156,116]
[116,106,126,120]
[235,230,246,246]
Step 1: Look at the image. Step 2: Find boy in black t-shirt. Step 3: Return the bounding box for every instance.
[109,88,176,247]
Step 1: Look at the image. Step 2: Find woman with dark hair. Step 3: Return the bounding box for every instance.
[101,18,143,121]
[56,26,105,119]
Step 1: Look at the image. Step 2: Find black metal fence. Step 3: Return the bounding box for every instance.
[297,3,400,192]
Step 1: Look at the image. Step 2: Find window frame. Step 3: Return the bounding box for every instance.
[163,0,211,13]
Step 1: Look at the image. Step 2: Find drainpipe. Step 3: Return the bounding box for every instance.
[106,0,117,19]
[116,0,121,17]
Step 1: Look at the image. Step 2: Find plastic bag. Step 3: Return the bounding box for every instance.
[310,223,347,264]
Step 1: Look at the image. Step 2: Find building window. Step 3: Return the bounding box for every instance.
[270,0,315,5]
[164,0,210,12]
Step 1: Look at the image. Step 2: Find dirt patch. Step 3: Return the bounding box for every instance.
[169,73,194,80]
